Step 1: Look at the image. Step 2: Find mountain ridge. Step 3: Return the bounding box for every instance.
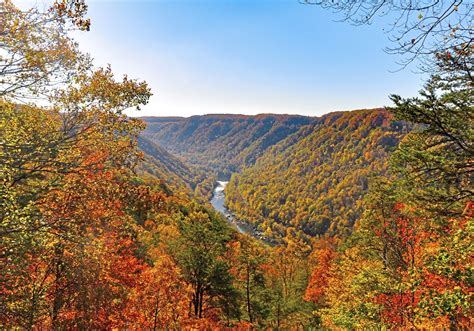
[140,113,316,177]
[225,108,410,240]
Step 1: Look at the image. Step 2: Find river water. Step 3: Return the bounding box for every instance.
[210,181,275,245]
[210,181,247,234]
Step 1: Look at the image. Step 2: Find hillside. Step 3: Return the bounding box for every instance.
[137,136,194,192]
[225,109,410,240]
[137,136,216,198]
[140,114,315,178]
[140,109,411,241]
[5,1,472,329]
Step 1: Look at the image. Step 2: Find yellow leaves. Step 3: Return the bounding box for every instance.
[51,0,90,31]
[225,109,404,242]
[1,1,89,100]
[60,66,151,115]
[318,247,383,328]
[2,2,156,329]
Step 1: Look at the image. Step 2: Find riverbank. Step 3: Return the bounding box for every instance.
[210,181,276,245]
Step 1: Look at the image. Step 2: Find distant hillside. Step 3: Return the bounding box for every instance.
[140,114,315,178]
[225,109,410,240]
[137,136,194,192]
[137,136,217,199]
[139,110,411,240]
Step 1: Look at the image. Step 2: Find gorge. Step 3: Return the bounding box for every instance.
[140,108,409,242]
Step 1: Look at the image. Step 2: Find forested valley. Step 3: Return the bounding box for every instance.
[1,0,472,329]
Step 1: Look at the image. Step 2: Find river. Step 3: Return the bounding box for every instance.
[210,181,247,234]
[210,181,275,245]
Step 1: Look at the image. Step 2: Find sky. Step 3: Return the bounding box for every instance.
[22,0,426,117]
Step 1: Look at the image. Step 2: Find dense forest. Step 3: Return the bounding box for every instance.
[137,135,216,200]
[141,114,314,178]
[145,109,410,241]
[137,135,195,192]
[1,0,472,329]
[226,109,410,240]
[1,2,315,327]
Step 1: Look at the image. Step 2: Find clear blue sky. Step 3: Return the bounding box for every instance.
[66,0,425,117]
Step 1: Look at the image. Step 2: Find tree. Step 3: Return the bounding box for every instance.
[0,0,151,259]
[0,1,153,328]
[0,0,90,100]
[389,48,473,213]
[173,208,239,321]
[304,243,336,306]
[264,236,314,329]
[311,182,424,329]
[302,0,473,68]
[228,236,272,326]
[124,250,191,330]
[418,202,473,328]
[321,49,472,328]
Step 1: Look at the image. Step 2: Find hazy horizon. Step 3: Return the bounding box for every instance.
[135,106,388,119]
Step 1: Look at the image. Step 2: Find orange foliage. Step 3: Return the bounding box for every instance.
[123,251,191,329]
[304,246,336,305]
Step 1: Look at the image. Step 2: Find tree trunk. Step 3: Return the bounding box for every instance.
[51,245,65,329]
[153,299,160,331]
[192,286,199,317]
[198,289,204,318]
[246,265,253,323]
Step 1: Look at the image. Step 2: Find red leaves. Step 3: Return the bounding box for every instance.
[304,247,336,305]
[393,202,405,211]
[373,291,420,326]
[463,201,474,218]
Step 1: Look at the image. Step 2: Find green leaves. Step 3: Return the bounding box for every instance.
[173,208,237,319]
[389,54,474,214]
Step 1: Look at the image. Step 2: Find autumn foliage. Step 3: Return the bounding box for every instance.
[1,0,473,329]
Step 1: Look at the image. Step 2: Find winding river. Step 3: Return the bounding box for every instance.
[210,181,247,234]
[210,181,275,245]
